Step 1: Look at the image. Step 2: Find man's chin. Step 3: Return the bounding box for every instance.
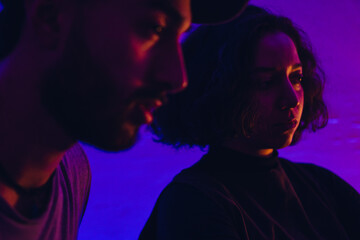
[82,131,139,152]
[75,121,141,152]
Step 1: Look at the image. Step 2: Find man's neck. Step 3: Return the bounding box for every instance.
[0,54,75,205]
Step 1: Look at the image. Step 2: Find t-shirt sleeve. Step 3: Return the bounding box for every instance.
[61,143,92,225]
[155,183,241,240]
[298,163,360,239]
[75,145,92,223]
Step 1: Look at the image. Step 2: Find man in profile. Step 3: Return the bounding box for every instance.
[0,0,248,239]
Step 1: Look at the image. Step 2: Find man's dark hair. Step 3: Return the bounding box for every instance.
[150,5,328,149]
[0,0,26,60]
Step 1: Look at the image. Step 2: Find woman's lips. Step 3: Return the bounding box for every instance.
[274,119,298,131]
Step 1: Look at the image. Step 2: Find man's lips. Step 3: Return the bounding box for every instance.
[137,99,163,123]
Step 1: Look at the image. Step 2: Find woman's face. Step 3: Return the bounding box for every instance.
[243,32,304,154]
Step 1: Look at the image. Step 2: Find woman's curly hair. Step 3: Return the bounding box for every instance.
[151,5,328,149]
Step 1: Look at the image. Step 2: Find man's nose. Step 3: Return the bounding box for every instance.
[151,40,188,94]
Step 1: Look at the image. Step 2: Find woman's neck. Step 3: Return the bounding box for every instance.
[221,138,274,158]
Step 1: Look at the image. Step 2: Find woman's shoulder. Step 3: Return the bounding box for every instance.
[279,158,359,201]
[279,158,348,184]
[161,168,236,209]
[147,169,243,239]
[154,166,244,223]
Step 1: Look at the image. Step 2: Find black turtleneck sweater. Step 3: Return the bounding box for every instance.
[139,147,360,240]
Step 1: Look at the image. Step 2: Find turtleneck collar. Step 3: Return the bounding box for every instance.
[196,145,280,173]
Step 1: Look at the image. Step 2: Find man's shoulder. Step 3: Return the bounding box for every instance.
[59,143,91,194]
[63,143,89,165]
[59,143,91,219]
[61,143,90,175]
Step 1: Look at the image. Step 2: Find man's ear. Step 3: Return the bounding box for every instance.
[28,0,69,50]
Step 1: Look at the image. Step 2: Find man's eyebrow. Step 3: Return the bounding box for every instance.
[146,1,186,26]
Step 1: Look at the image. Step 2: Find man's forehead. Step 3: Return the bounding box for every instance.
[128,0,191,30]
[140,0,191,20]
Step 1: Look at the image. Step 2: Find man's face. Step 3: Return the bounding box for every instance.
[41,0,191,151]
[246,32,304,151]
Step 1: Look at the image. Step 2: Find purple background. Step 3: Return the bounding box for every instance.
[78,0,360,239]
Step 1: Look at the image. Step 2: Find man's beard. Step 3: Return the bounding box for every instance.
[40,31,139,152]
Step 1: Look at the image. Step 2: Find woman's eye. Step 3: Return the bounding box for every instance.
[290,73,303,85]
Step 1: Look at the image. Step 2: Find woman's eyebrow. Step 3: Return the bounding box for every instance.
[253,63,303,74]
[292,63,303,70]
